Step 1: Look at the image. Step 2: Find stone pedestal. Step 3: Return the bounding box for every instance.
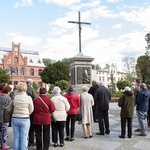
[70,52,94,94]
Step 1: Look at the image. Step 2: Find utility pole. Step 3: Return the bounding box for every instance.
[68,11,91,53]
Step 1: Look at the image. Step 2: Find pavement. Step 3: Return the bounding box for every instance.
[7,102,150,150]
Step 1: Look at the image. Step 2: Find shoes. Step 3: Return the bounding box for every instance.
[134,128,141,132]
[82,136,87,139]
[70,138,75,141]
[96,132,104,135]
[119,135,125,139]
[60,143,65,147]
[128,136,132,138]
[28,142,36,147]
[54,143,58,147]
[105,130,110,134]
[89,135,93,138]
[65,137,70,141]
[138,134,147,136]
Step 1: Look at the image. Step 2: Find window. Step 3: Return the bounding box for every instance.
[14,81,18,85]
[13,67,18,75]
[14,57,18,63]
[38,69,42,76]
[7,66,12,75]
[29,59,33,63]
[20,67,25,75]
[30,68,34,76]
[38,60,41,63]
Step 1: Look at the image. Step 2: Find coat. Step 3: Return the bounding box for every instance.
[64,92,80,114]
[94,86,111,111]
[118,90,135,118]
[80,92,94,124]
[33,94,56,125]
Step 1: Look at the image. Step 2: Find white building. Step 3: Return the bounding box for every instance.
[91,64,127,89]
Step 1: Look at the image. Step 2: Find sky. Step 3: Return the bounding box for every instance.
[0,0,150,71]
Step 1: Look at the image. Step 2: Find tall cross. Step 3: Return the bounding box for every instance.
[68,11,91,53]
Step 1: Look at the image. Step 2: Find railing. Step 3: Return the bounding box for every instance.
[0,47,39,54]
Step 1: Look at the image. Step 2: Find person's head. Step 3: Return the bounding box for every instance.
[92,80,96,86]
[99,81,104,87]
[26,78,33,86]
[68,85,74,92]
[53,86,61,94]
[140,83,147,90]
[82,86,89,92]
[17,82,27,92]
[2,85,12,94]
[39,88,47,94]
[0,83,7,91]
[124,86,131,91]
[135,78,141,85]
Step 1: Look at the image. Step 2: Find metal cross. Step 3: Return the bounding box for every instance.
[68,11,91,53]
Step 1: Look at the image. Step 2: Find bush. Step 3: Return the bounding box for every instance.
[111,91,123,98]
[46,93,54,98]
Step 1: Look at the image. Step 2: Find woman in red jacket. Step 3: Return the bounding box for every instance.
[64,85,80,141]
[33,88,56,150]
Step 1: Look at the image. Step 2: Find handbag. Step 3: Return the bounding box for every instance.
[76,113,82,121]
[3,100,13,115]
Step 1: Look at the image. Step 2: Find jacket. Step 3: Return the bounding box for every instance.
[0,93,12,123]
[64,92,80,114]
[94,86,111,110]
[118,90,135,118]
[136,88,149,112]
[33,94,56,125]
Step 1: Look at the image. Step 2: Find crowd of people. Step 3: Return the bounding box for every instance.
[0,78,150,150]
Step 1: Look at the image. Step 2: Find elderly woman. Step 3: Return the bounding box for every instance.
[12,82,34,150]
[0,85,12,150]
[80,86,94,138]
[33,88,56,150]
[51,86,70,147]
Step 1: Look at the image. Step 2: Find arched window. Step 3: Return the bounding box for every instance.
[13,67,18,75]
[38,69,42,76]
[7,66,12,75]
[20,67,25,75]
[30,68,34,76]
[14,81,18,85]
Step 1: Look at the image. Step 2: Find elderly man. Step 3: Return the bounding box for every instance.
[94,82,111,135]
[136,83,149,136]
[26,78,37,147]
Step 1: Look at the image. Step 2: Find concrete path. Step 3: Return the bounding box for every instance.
[7,103,150,150]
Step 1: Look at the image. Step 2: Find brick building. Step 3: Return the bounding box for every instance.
[0,42,46,88]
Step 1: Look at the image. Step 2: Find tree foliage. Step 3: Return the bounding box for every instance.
[42,58,56,66]
[145,32,150,52]
[32,82,38,92]
[136,55,150,83]
[116,80,130,91]
[0,68,10,83]
[40,61,70,84]
[55,80,70,91]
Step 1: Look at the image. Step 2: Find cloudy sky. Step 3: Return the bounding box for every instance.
[0,0,150,71]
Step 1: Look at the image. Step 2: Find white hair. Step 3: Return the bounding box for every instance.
[53,86,61,94]
[99,81,104,86]
[26,78,33,85]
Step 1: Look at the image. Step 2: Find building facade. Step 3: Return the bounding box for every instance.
[0,42,46,88]
[92,64,127,89]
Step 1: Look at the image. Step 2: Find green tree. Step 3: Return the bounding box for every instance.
[61,58,71,67]
[40,61,70,84]
[145,32,150,52]
[136,55,150,83]
[42,58,56,66]
[0,68,10,83]
[55,80,70,91]
[32,82,38,92]
[116,80,130,91]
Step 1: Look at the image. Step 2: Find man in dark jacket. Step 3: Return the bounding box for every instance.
[88,80,99,122]
[94,82,111,135]
[26,78,37,147]
[136,83,149,136]
[118,86,135,138]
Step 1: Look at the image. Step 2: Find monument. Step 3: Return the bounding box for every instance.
[68,11,94,94]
